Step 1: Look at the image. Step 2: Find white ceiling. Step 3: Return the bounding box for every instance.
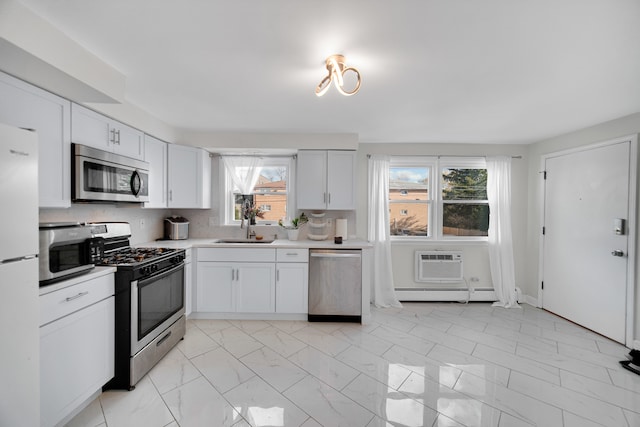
[18,0,640,144]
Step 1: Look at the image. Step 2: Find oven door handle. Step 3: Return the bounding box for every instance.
[137,262,184,289]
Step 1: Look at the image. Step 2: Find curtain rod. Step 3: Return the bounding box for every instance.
[213,153,297,159]
[366,154,522,159]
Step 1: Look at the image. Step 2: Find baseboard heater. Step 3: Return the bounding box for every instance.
[395,288,497,302]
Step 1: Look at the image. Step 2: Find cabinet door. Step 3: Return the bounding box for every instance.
[143,135,168,208]
[168,144,201,208]
[113,123,144,160]
[296,150,327,209]
[276,263,308,313]
[197,262,234,312]
[71,103,112,151]
[40,297,114,427]
[236,263,275,313]
[0,72,71,208]
[327,150,356,210]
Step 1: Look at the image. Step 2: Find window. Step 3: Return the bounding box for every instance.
[441,164,489,237]
[389,162,432,236]
[389,157,487,240]
[225,158,293,224]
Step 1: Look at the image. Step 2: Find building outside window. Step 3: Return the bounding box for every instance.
[389,157,487,240]
[227,158,292,224]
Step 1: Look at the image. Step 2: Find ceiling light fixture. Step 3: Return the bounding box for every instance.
[315,54,361,97]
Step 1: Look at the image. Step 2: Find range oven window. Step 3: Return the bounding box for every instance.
[137,264,184,340]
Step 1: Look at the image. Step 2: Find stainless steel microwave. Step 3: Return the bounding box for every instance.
[72,143,149,203]
[38,222,104,285]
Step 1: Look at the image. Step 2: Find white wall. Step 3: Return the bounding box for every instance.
[356,142,529,294]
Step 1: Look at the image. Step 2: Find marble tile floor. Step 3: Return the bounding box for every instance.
[65,303,640,427]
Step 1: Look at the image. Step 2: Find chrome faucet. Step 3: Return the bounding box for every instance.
[240,198,255,240]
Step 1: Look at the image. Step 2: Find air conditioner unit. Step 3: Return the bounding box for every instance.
[415,251,463,282]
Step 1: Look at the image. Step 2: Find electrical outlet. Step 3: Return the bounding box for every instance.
[139,218,145,229]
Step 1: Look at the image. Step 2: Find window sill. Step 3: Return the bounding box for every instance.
[390,239,488,246]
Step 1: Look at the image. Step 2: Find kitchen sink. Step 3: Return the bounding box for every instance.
[213,239,275,244]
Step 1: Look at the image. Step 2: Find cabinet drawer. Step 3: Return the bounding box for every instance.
[198,248,276,262]
[276,248,309,263]
[40,274,114,326]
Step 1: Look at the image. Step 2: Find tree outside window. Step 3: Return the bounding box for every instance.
[442,168,489,237]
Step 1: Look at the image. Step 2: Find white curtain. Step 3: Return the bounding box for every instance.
[222,156,263,195]
[368,155,402,308]
[486,156,520,308]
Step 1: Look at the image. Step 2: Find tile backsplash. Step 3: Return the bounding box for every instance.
[39,205,171,245]
[40,206,357,244]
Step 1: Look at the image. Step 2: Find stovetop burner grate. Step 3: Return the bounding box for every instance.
[98,247,178,266]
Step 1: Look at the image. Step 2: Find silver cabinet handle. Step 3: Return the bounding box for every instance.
[231,269,235,281]
[276,269,280,281]
[286,252,298,256]
[169,190,173,201]
[110,128,116,144]
[323,193,327,204]
[65,291,89,302]
[115,129,121,145]
[328,193,331,204]
[236,269,240,281]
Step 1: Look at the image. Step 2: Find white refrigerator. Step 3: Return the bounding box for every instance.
[0,123,40,427]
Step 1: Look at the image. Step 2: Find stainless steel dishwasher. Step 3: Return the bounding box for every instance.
[308,249,362,323]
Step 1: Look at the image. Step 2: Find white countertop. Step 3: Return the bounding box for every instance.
[136,238,372,250]
[39,266,117,296]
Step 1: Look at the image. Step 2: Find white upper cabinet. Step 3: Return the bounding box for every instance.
[296,150,356,210]
[167,144,211,209]
[71,103,144,160]
[0,71,71,208]
[143,135,168,208]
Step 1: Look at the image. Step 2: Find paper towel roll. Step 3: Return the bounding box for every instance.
[335,219,348,240]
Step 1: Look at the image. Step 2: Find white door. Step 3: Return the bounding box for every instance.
[542,138,635,343]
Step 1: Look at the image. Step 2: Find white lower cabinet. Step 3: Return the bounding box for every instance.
[276,248,309,314]
[39,273,115,427]
[276,263,308,313]
[196,247,307,315]
[197,262,275,313]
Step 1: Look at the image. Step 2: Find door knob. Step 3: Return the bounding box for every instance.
[611,250,624,257]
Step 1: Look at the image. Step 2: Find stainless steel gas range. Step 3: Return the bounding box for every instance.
[89,222,185,390]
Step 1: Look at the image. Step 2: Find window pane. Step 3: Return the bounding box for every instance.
[232,165,288,223]
[442,168,487,200]
[390,203,428,236]
[443,203,489,236]
[390,167,429,201]
[254,193,287,221]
